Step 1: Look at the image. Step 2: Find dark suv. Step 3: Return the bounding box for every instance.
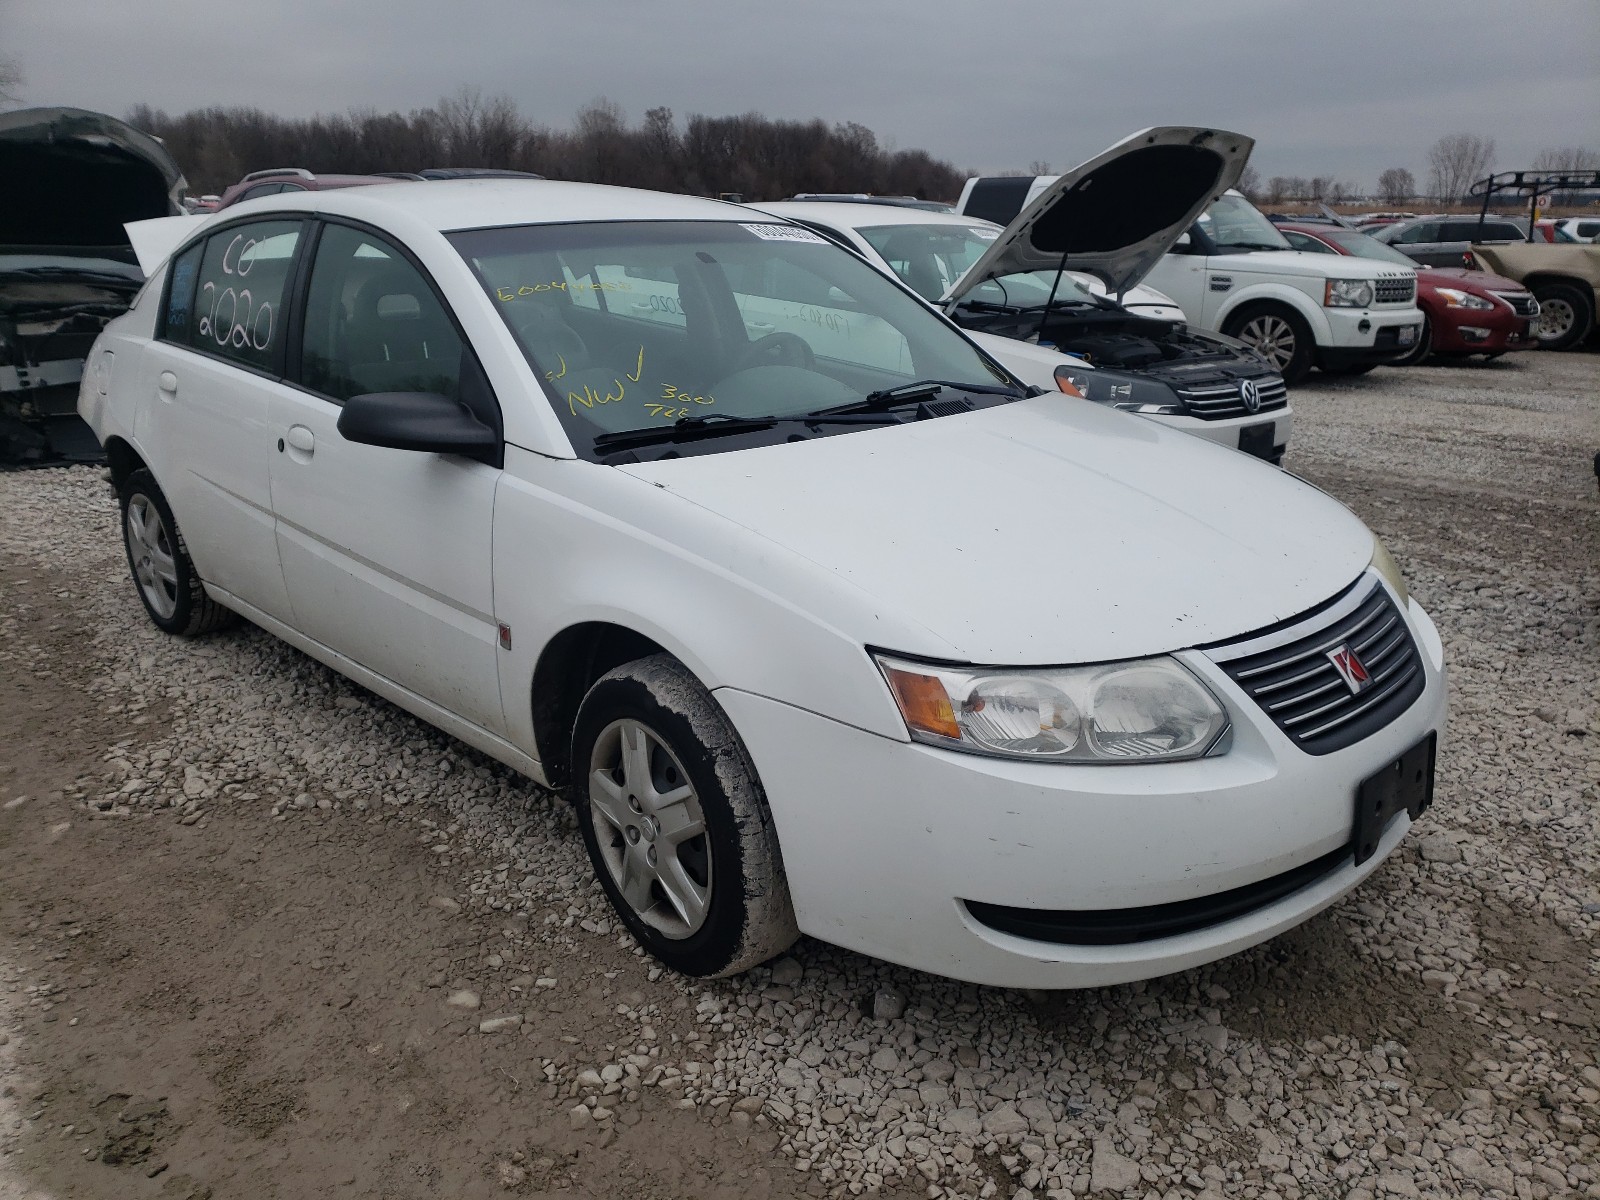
[1368,215,1527,267]
[215,168,398,210]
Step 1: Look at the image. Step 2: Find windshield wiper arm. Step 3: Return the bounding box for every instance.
[591,410,904,454]
[810,378,1025,418]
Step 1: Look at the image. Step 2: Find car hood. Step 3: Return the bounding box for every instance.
[0,107,187,253]
[944,126,1254,304]
[1210,249,1416,283]
[1418,266,1525,292]
[1470,243,1600,287]
[618,398,1373,665]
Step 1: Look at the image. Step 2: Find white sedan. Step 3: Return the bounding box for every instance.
[83,179,1447,987]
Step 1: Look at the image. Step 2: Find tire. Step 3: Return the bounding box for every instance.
[570,653,798,978]
[118,468,237,636]
[1530,282,1595,351]
[1223,305,1314,385]
[1393,315,1434,367]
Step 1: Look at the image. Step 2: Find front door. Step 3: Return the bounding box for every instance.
[266,221,506,735]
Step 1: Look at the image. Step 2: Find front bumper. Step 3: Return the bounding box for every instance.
[1318,307,1424,367]
[1149,408,1292,466]
[718,589,1447,989]
[1428,305,1537,354]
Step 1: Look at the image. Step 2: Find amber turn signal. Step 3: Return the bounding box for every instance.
[1054,370,1084,398]
[880,665,960,740]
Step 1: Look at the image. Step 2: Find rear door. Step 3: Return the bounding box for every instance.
[137,217,306,621]
[266,220,507,734]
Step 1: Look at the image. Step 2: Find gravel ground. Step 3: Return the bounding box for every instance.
[1,348,1597,1199]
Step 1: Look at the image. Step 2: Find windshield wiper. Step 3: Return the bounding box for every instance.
[1215,241,1287,252]
[810,378,1025,418]
[592,410,903,454]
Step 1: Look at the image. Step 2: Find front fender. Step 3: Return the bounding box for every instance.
[1213,284,1331,343]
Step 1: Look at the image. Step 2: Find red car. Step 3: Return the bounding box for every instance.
[215,167,398,210]
[1279,223,1538,365]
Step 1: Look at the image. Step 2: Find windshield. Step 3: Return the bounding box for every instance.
[956,270,1100,310]
[449,220,1010,452]
[857,222,1002,300]
[1321,229,1420,267]
[1197,194,1292,252]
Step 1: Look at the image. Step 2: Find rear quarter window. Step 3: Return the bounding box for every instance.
[161,219,304,372]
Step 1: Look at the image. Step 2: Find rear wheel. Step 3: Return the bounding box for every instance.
[118,469,237,636]
[1530,282,1594,351]
[1224,305,1314,384]
[571,654,797,978]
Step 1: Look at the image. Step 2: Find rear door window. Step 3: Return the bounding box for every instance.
[162,219,303,372]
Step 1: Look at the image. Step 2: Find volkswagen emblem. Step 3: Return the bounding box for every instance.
[1238,379,1263,414]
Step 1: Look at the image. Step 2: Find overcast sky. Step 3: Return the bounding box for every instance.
[5,0,1598,186]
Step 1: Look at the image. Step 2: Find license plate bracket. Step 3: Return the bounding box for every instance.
[1397,325,1418,346]
[1238,423,1275,460]
[1352,732,1436,865]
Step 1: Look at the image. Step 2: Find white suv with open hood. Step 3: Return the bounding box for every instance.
[769,127,1294,463]
[960,175,1424,384]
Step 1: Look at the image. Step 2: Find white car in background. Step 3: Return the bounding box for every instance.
[960,177,1424,383]
[84,179,1446,988]
[764,127,1294,465]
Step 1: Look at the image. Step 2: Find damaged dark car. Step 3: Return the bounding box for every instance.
[1,106,187,464]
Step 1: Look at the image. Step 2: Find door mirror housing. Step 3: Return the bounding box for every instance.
[336,392,502,467]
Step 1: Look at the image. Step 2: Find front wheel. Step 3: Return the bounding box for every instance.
[570,654,798,978]
[1530,282,1594,351]
[118,469,237,636]
[1224,305,1314,385]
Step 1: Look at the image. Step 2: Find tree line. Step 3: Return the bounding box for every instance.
[1241,135,1599,208]
[122,91,966,202]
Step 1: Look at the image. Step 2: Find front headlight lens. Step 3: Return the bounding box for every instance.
[1054,366,1184,415]
[1434,287,1494,310]
[1324,278,1376,308]
[875,654,1230,763]
[1370,536,1410,606]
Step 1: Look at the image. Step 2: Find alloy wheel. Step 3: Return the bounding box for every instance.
[126,495,179,620]
[1238,314,1297,372]
[587,718,712,939]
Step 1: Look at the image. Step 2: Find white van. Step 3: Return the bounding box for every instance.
[959,179,1422,383]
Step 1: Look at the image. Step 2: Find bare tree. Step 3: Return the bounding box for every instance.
[1266,176,1290,205]
[1237,165,1261,201]
[1376,167,1415,205]
[1427,134,1495,204]
[0,57,22,106]
[1027,159,1052,176]
[1530,146,1600,172]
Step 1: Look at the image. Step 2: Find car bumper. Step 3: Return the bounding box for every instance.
[1428,307,1537,354]
[717,592,1447,989]
[1149,408,1292,466]
[1318,307,1424,365]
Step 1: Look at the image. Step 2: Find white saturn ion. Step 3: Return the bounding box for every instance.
[83,178,1447,988]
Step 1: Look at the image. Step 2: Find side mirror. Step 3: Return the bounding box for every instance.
[337,392,501,467]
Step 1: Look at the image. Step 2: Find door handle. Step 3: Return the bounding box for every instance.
[748,322,776,333]
[157,371,178,396]
[285,425,315,455]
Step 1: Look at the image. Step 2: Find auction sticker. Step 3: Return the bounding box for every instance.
[741,223,828,243]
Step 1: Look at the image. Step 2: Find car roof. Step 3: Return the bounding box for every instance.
[214,178,751,231]
[756,201,997,233]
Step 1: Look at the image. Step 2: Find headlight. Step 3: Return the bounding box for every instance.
[1054,366,1184,415]
[1324,279,1376,308]
[1434,287,1494,310]
[875,653,1230,763]
[1370,536,1409,606]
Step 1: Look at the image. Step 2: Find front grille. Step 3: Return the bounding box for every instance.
[1177,376,1289,420]
[1492,291,1538,317]
[1204,576,1424,756]
[1374,276,1416,305]
[964,843,1350,945]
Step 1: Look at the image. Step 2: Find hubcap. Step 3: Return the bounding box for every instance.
[1534,298,1574,342]
[125,495,179,620]
[588,719,711,939]
[1239,315,1296,371]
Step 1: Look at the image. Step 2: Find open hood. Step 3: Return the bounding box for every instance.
[944,126,1253,304]
[0,107,187,252]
